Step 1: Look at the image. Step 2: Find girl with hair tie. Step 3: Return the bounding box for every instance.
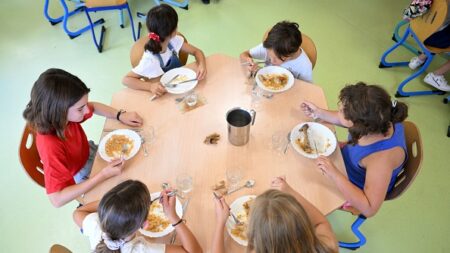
[301,82,409,217]
[74,180,203,253]
[122,4,207,97]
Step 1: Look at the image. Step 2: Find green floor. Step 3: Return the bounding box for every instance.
[1,0,449,252]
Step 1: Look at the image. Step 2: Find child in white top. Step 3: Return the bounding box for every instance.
[122,4,207,97]
[73,180,203,253]
[240,21,313,83]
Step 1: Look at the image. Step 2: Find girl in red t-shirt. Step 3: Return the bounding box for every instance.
[23,68,143,207]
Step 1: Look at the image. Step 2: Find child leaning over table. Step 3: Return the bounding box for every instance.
[23,68,143,208]
[122,4,207,98]
[240,21,313,83]
[301,82,408,217]
[73,180,203,253]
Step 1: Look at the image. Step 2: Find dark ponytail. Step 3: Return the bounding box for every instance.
[144,4,178,54]
[391,101,408,123]
[339,82,408,144]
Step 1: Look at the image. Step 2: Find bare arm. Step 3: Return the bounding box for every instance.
[271,177,338,251]
[211,196,229,253]
[122,71,167,96]
[162,191,203,253]
[317,147,404,217]
[300,101,343,126]
[48,159,124,208]
[73,200,100,228]
[180,42,207,80]
[89,102,143,127]
[240,50,259,73]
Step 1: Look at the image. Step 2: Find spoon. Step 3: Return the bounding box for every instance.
[227,179,255,195]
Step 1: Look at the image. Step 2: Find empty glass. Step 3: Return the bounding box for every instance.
[176,173,193,197]
[185,93,198,107]
[272,131,288,155]
[226,168,242,191]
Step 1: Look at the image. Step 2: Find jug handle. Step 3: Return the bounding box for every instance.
[250,109,256,125]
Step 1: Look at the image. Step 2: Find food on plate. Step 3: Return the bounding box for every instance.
[231,198,254,241]
[145,201,170,232]
[258,73,288,90]
[172,74,189,84]
[296,124,313,154]
[105,134,134,158]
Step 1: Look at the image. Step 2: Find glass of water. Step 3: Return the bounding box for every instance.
[272,131,287,155]
[226,168,242,191]
[176,173,193,198]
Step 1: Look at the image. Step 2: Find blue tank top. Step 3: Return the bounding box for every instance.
[341,123,407,193]
[155,43,182,72]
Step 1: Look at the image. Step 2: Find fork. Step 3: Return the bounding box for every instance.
[151,190,178,203]
[230,212,244,225]
[167,78,198,88]
[163,74,180,88]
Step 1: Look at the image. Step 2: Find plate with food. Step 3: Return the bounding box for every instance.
[160,67,198,94]
[226,195,256,246]
[255,66,294,93]
[98,129,141,162]
[290,122,337,159]
[139,192,183,238]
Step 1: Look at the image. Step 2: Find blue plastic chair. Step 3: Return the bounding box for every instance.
[379,0,449,97]
[43,0,84,25]
[339,121,423,250]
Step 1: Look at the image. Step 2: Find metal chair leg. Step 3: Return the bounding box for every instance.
[392,19,421,55]
[85,10,106,53]
[339,215,367,250]
[59,0,104,39]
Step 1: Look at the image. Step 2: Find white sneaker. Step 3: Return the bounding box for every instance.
[424,73,450,92]
[408,56,425,70]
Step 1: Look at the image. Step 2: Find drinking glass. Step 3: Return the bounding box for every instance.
[272,131,287,155]
[226,168,242,191]
[176,173,193,198]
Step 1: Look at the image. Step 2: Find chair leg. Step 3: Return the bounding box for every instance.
[59,0,104,39]
[85,10,106,53]
[379,27,411,68]
[394,31,446,97]
[392,19,421,55]
[44,0,63,25]
[119,9,125,28]
[339,215,367,250]
[125,4,139,41]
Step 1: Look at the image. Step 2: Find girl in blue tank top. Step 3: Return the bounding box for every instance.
[122,4,207,97]
[300,82,408,217]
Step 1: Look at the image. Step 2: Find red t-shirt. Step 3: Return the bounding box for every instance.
[37,106,94,194]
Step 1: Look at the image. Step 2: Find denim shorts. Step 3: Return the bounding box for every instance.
[73,141,98,184]
[424,24,450,49]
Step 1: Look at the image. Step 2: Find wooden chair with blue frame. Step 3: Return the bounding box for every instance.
[379,0,449,97]
[339,121,423,250]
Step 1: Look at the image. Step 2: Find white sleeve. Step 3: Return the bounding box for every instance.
[82,213,103,251]
[132,51,164,79]
[248,43,267,60]
[171,35,185,53]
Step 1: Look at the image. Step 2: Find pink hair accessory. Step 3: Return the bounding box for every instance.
[148,32,160,42]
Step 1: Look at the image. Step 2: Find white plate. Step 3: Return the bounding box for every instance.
[98,129,141,162]
[226,195,256,246]
[290,122,337,159]
[255,66,294,93]
[139,192,183,238]
[160,67,198,94]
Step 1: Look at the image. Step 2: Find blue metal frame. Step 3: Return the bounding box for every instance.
[59,0,104,39]
[43,0,84,25]
[392,19,421,55]
[339,215,367,250]
[154,0,189,10]
[379,24,446,97]
[84,3,140,52]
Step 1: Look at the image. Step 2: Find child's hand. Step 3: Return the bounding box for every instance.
[101,159,124,179]
[161,189,179,223]
[213,195,230,226]
[119,111,143,127]
[196,62,207,80]
[300,101,319,119]
[271,176,294,194]
[150,82,166,97]
[316,156,338,179]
